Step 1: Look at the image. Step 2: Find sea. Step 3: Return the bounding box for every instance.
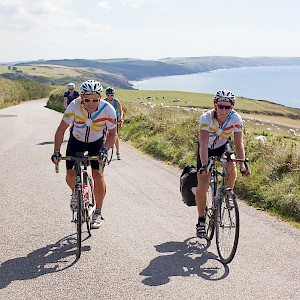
[131,65,300,109]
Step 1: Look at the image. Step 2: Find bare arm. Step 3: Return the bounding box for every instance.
[199,130,209,166]
[104,126,117,149]
[54,120,69,152]
[234,131,245,161]
[63,97,68,109]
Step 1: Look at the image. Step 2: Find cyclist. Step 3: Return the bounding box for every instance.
[51,80,117,229]
[64,83,80,109]
[195,89,249,238]
[103,87,123,160]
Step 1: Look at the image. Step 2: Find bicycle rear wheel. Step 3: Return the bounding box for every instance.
[76,188,83,259]
[83,173,96,236]
[216,191,240,264]
[205,185,215,241]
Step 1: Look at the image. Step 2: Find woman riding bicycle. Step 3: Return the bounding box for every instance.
[196,89,249,238]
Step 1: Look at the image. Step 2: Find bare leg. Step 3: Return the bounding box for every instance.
[92,169,106,209]
[66,169,76,190]
[226,162,237,189]
[195,172,210,217]
[115,135,120,153]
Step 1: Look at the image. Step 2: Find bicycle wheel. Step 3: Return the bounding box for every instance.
[106,146,114,165]
[76,187,83,259]
[205,185,215,241]
[216,190,240,264]
[83,173,96,236]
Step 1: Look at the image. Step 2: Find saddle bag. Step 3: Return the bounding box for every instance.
[180,165,198,206]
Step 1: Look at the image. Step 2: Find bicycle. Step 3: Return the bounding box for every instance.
[204,150,250,264]
[55,151,100,259]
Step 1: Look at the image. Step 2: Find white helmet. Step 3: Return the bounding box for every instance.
[214,89,236,105]
[80,80,103,94]
[67,83,75,89]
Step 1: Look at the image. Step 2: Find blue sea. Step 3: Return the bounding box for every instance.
[131,66,300,109]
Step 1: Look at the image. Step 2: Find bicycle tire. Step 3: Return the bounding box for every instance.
[83,172,96,236]
[76,188,83,259]
[216,191,240,264]
[205,185,215,241]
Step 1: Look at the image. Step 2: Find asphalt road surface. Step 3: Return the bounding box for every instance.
[0,99,299,300]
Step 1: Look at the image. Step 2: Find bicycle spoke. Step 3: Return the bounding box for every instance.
[216,192,239,264]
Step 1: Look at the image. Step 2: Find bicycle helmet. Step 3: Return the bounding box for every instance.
[80,80,103,94]
[214,89,236,105]
[105,87,115,95]
[67,83,75,89]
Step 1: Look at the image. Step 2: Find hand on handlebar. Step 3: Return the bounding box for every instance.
[98,146,108,163]
[51,151,62,164]
[240,159,251,178]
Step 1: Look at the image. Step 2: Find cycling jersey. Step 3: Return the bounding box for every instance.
[63,98,117,143]
[103,97,120,119]
[199,109,243,149]
[64,90,80,106]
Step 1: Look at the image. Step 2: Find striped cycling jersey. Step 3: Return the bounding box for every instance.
[199,109,243,149]
[63,98,117,143]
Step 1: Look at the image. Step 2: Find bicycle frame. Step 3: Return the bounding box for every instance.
[56,152,98,259]
[205,151,250,264]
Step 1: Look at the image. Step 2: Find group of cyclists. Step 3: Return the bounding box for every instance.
[52,79,249,236]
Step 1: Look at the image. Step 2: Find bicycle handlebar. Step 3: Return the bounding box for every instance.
[207,155,251,175]
[55,155,100,173]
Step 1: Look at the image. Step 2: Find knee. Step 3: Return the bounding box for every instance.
[92,170,104,183]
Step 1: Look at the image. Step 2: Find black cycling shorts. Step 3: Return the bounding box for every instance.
[197,142,232,171]
[66,133,103,170]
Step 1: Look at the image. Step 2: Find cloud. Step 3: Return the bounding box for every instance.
[97,1,111,10]
[121,0,159,9]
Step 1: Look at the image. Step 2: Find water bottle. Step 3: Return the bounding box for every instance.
[83,183,89,202]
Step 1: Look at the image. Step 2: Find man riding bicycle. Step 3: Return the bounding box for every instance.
[196,89,249,238]
[51,80,117,229]
[103,87,123,160]
[64,83,80,109]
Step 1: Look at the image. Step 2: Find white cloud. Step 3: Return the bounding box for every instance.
[121,0,159,9]
[97,1,111,10]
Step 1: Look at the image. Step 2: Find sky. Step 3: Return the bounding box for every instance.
[1,0,300,63]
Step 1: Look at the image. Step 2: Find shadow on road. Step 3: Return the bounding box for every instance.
[37,139,68,146]
[140,237,229,286]
[0,234,90,289]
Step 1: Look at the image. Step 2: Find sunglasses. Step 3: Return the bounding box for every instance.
[83,98,100,103]
[106,94,114,96]
[217,104,232,110]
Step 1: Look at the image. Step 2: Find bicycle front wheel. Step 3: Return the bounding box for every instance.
[83,173,96,236]
[205,185,215,241]
[216,191,240,264]
[76,188,83,259]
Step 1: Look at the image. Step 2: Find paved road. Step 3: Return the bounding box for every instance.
[0,99,299,300]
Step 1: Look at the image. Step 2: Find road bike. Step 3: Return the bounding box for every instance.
[56,152,98,259]
[204,150,250,264]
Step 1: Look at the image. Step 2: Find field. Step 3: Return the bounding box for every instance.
[114,89,300,133]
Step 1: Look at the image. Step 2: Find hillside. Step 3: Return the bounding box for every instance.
[13,56,300,81]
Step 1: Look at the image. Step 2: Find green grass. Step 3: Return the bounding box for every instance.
[0,78,52,108]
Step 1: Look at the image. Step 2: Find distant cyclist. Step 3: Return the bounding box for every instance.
[195,89,249,238]
[64,83,80,109]
[104,87,123,160]
[51,80,117,229]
